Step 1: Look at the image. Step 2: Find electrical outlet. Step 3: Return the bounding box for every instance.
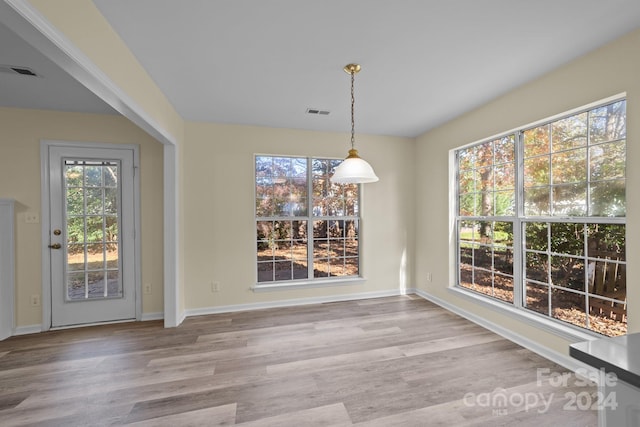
[144,283,152,295]
[25,212,40,223]
[211,282,220,292]
[427,273,433,282]
[31,294,40,307]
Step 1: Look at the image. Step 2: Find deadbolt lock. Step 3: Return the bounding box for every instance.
[53,229,61,236]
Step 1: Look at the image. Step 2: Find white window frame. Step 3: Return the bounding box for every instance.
[253,155,365,292]
[452,94,627,339]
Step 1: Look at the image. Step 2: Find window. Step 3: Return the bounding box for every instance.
[456,99,626,336]
[256,156,360,284]
[458,135,516,303]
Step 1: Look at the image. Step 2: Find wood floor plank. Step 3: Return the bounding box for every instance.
[0,399,135,427]
[235,403,352,427]
[246,325,402,348]
[195,321,316,343]
[124,374,320,424]
[13,360,217,411]
[266,346,407,376]
[0,295,597,426]
[0,392,30,411]
[398,329,504,357]
[127,403,237,427]
[351,379,581,427]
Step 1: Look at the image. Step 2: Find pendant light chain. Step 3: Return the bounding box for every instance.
[331,63,378,184]
[350,69,356,150]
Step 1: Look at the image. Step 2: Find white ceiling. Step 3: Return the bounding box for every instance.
[2,1,640,138]
[0,21,115,115]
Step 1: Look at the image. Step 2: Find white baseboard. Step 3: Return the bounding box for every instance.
[413,289,598,376]
[141,312,164,321]
[184,289,409,318]
[13,324,42,336]
[177,311,187,326]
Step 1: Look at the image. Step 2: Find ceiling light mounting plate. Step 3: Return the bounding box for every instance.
[343,63,361,75]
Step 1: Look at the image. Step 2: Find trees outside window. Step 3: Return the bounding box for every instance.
[456,99,626,336]
[256,156,360,283]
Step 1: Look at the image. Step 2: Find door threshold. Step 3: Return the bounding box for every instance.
[50,318,137,331]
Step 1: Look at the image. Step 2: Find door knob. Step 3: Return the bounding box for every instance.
[48,243,62,249]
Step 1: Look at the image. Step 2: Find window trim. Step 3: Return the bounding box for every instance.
[447,285,601,342]
[253,154,363,290]
[451,94,627,336]
[251,276,366,292]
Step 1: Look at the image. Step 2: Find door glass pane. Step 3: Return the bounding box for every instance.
[67,272,85,300]
[66,188,83,215]
[104,188,118,214]
[64,160,122,300]
[86,217,104,243]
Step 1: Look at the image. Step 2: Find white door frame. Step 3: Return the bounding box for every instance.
[40,140,142,330]
[0,199,15,340]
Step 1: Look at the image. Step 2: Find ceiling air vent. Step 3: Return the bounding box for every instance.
[306,108,330,116]
[0,65,41,77]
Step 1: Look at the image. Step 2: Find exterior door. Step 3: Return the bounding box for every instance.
[47,144,137,327]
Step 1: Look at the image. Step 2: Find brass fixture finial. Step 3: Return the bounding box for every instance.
[343,64,361,75]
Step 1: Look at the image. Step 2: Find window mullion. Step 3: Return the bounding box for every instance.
[455,151,461,288]
[513,131,524,308]
[546,223,552,316]
[583,225,590,330]
[586,110,593,216]
[307,157,314,280]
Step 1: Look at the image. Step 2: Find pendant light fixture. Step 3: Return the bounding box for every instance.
[331,63,379,184]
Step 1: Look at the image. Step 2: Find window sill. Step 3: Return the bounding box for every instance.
[448,286,602,343]
[251,277,366,292]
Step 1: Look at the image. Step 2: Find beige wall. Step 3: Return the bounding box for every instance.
[415,28,640,355]
[0,107,164,327]
[183,122,415,308]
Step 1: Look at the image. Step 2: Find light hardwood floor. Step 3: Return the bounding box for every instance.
[0,295,597,426]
